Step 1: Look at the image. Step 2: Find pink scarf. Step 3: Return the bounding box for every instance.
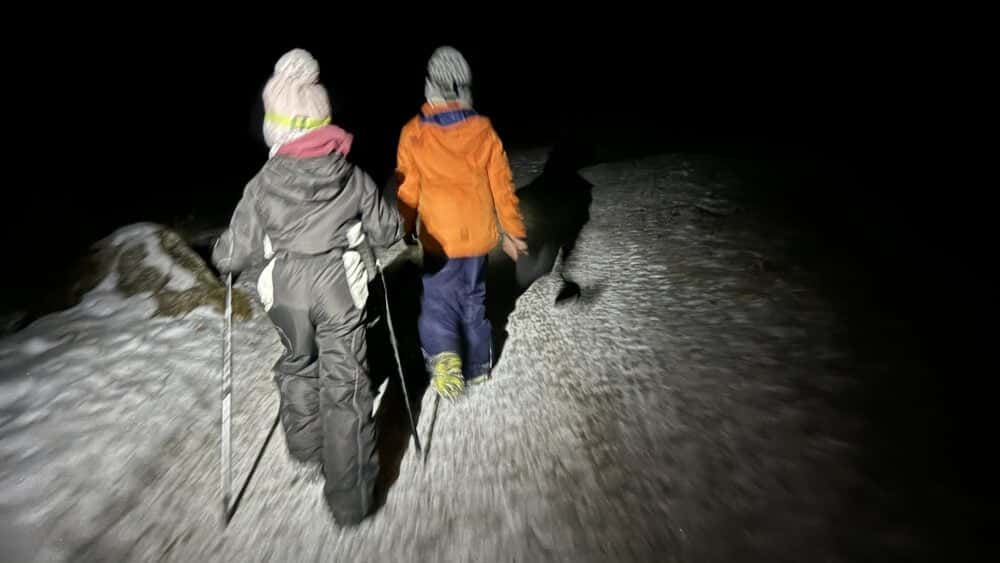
[276,125,354,158]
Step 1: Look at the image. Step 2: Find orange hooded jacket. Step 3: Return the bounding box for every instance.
[395,102,526,258]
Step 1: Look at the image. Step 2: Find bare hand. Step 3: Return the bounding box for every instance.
[502,235,529,262]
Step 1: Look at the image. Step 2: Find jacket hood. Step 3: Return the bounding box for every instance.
[258,152,354,203]
[417,104,494,160]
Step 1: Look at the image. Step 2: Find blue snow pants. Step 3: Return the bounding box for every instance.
[418,253,492,379]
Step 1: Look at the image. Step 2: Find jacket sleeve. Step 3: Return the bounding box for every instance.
[357,167,402,249]
[395,125,421,236]
[486,128,527,239]
[212,179,264,275]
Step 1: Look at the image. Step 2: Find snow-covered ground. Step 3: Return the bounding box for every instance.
[1,150,918,561]
[0,224,283,561]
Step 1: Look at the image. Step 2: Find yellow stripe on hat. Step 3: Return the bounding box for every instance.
[265,112,331,130]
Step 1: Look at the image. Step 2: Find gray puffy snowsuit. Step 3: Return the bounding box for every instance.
[213,152,402,524]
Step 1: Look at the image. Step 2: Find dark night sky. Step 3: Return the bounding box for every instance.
[5,13,978,339]
[18,20,925,234]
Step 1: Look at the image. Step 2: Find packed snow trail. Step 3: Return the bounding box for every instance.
[1,151,921,561]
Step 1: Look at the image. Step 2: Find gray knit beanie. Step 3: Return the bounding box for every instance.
[424,46,472,106]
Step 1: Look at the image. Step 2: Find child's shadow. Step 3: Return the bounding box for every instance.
[364,259,428,511]
[487,141,596,364]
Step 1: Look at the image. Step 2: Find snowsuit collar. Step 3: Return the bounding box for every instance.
[420,101,477,126]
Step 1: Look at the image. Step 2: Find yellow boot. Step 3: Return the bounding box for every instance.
[430,352,464,399]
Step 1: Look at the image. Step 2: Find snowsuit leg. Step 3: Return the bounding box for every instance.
[315,296,376,525]
[419,254,492,378]
[269,254,378,525]
[268,304,322,464]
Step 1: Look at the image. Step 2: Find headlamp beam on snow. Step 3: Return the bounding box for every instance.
[265,112,331,130]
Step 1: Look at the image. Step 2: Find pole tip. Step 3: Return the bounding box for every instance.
[223,496,232,525]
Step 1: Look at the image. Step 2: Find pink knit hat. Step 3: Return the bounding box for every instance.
[262,49,331,149]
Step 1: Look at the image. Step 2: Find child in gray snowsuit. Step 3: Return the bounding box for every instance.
[213,49,402,525]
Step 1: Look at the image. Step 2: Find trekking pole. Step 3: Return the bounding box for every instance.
[221,272,234,525]
[424,391,440,465]
[377,261,422,456]
[225,412,279,524]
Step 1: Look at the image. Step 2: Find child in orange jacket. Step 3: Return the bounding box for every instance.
[395,46,527,398]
